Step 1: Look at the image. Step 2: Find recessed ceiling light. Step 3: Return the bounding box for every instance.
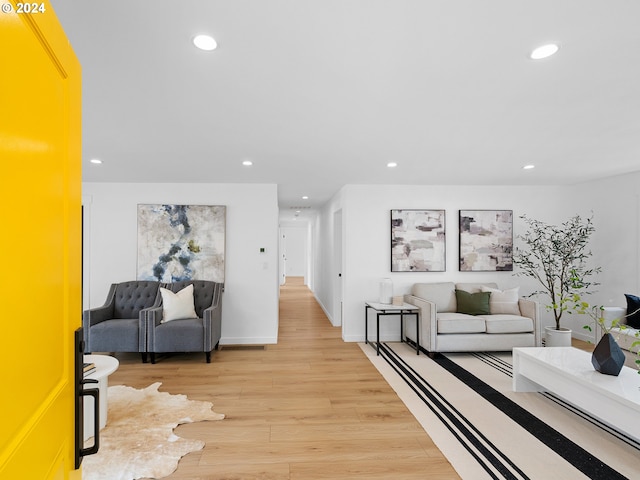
[193,34,217,51]
[523,164,535,170]
[242,160,253,166]
[302,196,309,200]
[90,158,102,164]
[387,162,398,168]
[530,44,559,60]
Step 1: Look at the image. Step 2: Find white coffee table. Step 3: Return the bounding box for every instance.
[513,347,640,442]
[83,354,119,440]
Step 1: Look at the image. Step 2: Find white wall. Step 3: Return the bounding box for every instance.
[314,183,588,342]
[83,182,280,345]
[586,170,640,299]
[306,220,315,292]
[572,171,640,341]
[83,173,639,348]
[310,177,640,344]
[312,188,345,326]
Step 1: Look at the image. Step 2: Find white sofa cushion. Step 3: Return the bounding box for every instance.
[480,286,521,315]
[480,314,534,334]
[412,282,456,312]
[437,312,486,334]
[610,326,640,353]
[455,282,498,293]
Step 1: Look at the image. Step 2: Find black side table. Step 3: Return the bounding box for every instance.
[365,302,420,356]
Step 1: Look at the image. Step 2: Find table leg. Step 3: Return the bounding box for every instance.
[376,312,380,356]
[365,306,368,345]
[415,312,419,355]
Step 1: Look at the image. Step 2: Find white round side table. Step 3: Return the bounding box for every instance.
[83,354,119,441]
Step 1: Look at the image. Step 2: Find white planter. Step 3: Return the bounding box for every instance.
[545,326,572,347]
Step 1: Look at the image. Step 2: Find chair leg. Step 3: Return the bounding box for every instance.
[205,351,211,363]
[141,352,148,363]
[150,353,156,364]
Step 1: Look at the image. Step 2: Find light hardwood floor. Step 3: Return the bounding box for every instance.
[108,277,460,479]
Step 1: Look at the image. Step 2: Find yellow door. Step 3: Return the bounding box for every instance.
[0,1,82,479]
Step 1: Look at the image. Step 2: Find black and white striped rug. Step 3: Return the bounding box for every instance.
[360,342,640,480]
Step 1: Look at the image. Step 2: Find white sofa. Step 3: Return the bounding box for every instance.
[602,305,639,354]
[610,315,640,354]
[404,282,540,356]
[614,327,640,353]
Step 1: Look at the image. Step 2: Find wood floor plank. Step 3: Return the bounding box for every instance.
[289,457,458,480]
[198,438,429,465]
[108,276,460,479]
[169,462,292,480]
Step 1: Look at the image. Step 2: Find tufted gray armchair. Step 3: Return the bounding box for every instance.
[146,280,223,363]
[83,281,161,363]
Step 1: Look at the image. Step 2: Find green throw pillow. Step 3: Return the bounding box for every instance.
[455,290,490,315]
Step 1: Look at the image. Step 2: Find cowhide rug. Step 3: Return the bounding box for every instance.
[83,382,224,480]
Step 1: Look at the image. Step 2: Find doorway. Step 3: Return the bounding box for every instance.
[280,226,308,285]
[333,209,343,329]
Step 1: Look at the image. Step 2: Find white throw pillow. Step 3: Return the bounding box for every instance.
[480,286,521,315]
[160,284,198,323]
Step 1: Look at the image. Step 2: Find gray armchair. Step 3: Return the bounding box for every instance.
[146,280,223,363]
[83,281,161,363]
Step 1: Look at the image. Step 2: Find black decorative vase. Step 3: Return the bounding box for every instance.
[591,333,625,376]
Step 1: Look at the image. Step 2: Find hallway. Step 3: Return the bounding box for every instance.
[108,277,459,479]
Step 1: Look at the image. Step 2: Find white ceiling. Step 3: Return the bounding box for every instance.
[51,0,640,222]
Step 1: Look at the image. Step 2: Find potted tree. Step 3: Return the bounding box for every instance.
[512,214,601,347]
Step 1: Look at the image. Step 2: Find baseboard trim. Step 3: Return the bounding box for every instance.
[314,293,340,326]
[221,337,277,345]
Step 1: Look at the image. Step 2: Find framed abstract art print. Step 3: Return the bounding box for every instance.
[391,209,446,272]
[459,209,513,271]
[137,204,226,282]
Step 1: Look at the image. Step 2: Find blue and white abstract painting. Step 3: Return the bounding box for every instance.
[137,204,226,282]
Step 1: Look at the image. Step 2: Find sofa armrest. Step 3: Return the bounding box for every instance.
[146,306,164,327]
[203,303,222,351]
[82,282,119,327]
[82,305,114,352]
[518,298,541,346]
[138,305,158,352]
[203,304,221,324]
[145,306,164,352]
[82,305,113,327]
[611,327,640,353]
[404,294,437,353]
